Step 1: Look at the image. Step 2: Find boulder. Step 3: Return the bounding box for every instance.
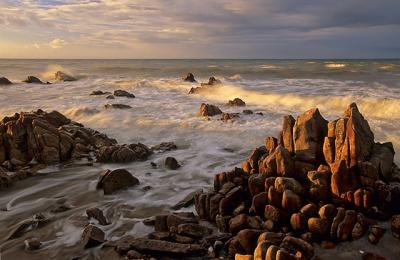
[165,157,181,170]
[151,142,178,153]
[319,204,337,220]
[336,210,357,241]
[177,223,212,238]
[227,98,246,107]
[368,225,386,245]
[281,236,314,259]
[0,77,12,85]
[55,71,76,81]
[86,207,109,225]
[293,108,327,164]
[183,73,196,82]
[229,214,261,234]
[281,115,295,154]
[199,103,222,117]
[274,177,305,195]
[259,146,294,177]
[96,169,139,195]
[308,217,330,237]
[243,110,254,115]
[300,203,319,218]
[114,89,135,98]
[391,215,400,239]
[23,76,43,84]
[331,159,357,197]
[282,189,302,211]
[96,143,152,163]
[290,213,307,232]
[81,225,105,248]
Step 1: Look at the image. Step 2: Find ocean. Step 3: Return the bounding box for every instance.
[0,59,400,259]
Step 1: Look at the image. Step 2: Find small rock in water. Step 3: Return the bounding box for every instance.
[81,224,105,248]
[143,185,152,191]
[150,162,157,168]
[165,157,181,170]
[183,72,196,82]
[227,98,246,107]
[55,71,76,81]
[24,237,41,250]
[0,77,12,85]
[151,142,178,153]
[201,76,222,86]
[243,110,253,115]
[104,103,132,109]
[114,89,135,98]
[86,207,109,225]
[23,76,43,84]
[106,95,115,99]
[96,169,140,194]
[199,103,223,117]
[90,90,110,95]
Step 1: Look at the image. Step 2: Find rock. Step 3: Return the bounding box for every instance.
[319,204,337,220]
[114,89,135,98]
[259,146,294,177]
[167,213,197,230]
[219,186,244,215]
[282,189,302,211]
[308,217,330,237]
[370,142,395,180]
[282,115,296,154]
[235,254,253,260]
[106,95,114,99]
[221,112,239,122]
[55,71,76,81]
[199,103,222,117]
[362,252,387,260]
[293,108,328,164]
[165,157,181,170]
[183,73,196,82]
[177,223,212,238]
[86,207,108,225]
[336,210,357,241]
[96,143,151,163]
[300,203,319,218]
[229,214,261,234]
[248,173,266,197]
[126,250,144,259]
[359,161,379,187]
[308,170,330,202]
[90,90,111,95]
[274,177,305,195]
[320,240,335,249]
[229,229,263,256]
[251,192,268,216]
[330,159,357,197]
[243,110,254,115]
[227,98,246,106]
[0,77,12,85]
[24,76,43,84]
[368,225,386,245]
[281,236,314,259]
[155,215,169,232]
[96,169,139,195]
[266,245,280,260]
[172,189,201,210]
[201,76,222,86]
[391,215,400,239]
[290,213,307,232]
[248,146,267,173]
[119,237,206,257]
[81,225,105,248]
[151,142,178,152]
[104,103,132,109]
[24,237,41,250]
[264,205,284,223]
[330,207,346,239]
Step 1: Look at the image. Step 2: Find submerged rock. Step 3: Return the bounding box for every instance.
[81,224,105,248]
[114,89,135,98]
[86,207,109,225]
[201,76,221,86]
[183,73,196,82]
[104,103,132,109]
[24,237,41,250]
[55,71,76,81]
[151,142,178,153]
[165,157,181,170]
[23,76,43,84]
[199,103,223,117]
[227,98,246,107]
[96,169,140,195]
[90,90,111,96]
[0,77,12,85]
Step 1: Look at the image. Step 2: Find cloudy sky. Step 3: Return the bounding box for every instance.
[0,0,399,59]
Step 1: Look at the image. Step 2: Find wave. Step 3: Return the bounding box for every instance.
[40,65,74,81]
[325,63,347,69]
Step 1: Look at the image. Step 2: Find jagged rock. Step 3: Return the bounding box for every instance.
[370,142,395,180]
[307,169,331,202]
[24,76,43,84]
[55,71,76,81]
[104,103,132,109]
[247,146,267,173]
[81,225,105,248]
[227,98,246,107]
[265,137,278,154]
[201,76,221,86]
[259,146,294,177]
[199,103,223,117]
[24,237,41,250]
[274,177,305,195]
[183,73,196,82]
[86,207,109,225]
[114,89,135,98]
[281,236,314,259]
[90,90,111,95]
[96,143,151,163]
[117,237,206,257]
[165,157,181,170]
[96,169,139,194]
[282,115,295,154]
[0,77,12,85]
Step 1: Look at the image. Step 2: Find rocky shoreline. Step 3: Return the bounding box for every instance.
[1,73,400,259]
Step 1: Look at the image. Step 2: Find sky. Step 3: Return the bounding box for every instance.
[0,0,399,59]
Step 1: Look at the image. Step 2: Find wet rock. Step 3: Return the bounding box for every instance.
[243,110,254,115]
[8,213,51,240]
[151,142,177,153]
[172,189,201,210]
[106,95,114,99]
[155,214,169,232]
[119,237,206,257]
[183,73,196,82]
[0,77,12,85]
[199,103,223,117]
[177,223,212,238]
[24,76,43,84]
[290,213,307,232]
[55,71,76,81]
[282,189,302,211]
[165,157,181,170]
[96,169,139,195]
[391,215,400,239]
[201,76,222,86]
[227,98,246,107]
[96,143,151,163]
[90,90,111,95]
[114,89,135,98]
[24,237,41,250]
[167,213,198,230]
[368,225,386,245]
[300,203,319,218]
[86,207,109,225]
[281,236,314,259]
[81,224,105,248]
[336,210,357,241]
[104,103,132,109]
[229,214,261,234]
[370,142,395,180]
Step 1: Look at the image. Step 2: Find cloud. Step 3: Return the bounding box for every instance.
[48,38,67,49]
[0,0,399,58]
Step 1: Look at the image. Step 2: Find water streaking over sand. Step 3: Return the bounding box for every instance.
[0,59,400,259]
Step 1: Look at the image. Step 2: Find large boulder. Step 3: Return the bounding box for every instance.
[199,103,223,117]
[96,169,140,194]
[293,108,328,164]
[0,77,12,85]
[55,71,76,82]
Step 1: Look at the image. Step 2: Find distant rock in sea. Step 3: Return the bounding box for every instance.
[0,77,12,85]
[55,71,76,82]
[23,76,44,84]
